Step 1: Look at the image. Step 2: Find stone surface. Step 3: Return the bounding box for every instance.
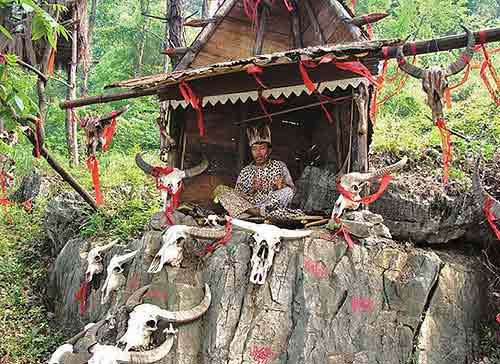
[49,211,488,364]
[44,192,92,256]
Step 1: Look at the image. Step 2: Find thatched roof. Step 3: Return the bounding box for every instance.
[0,0,89,72]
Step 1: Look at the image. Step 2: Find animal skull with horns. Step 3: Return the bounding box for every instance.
[396,26,475,121]
[48,314,179,364]
[135,153,208,212]
[117,283,211,352]
[332,156,408,218]
[80,240,119,283]
[148,225,227,273]
[230,217,312,285]
[472,154,500,223]
[101,250,138,304]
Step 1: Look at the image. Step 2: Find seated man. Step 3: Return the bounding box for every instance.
[214,124,295,217]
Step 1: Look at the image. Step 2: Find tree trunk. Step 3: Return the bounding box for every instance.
[167,0,185,66]
[65,14,79,166]
[135,0,150,76]
[82,0,98,96]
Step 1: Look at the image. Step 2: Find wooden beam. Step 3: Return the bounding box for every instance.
[350,13,389,28]
[303,0,326,44]
[60,88,157,109]
[162,47,191,56]
[235,97,352,125]
[253,5,269,55]
[184,17,218,27]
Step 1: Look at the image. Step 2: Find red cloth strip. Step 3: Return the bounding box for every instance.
[86,156,103,205]
[337,174,392,204]
[444,63,471,109]
[246,64,267,89]
[478,45,500,105]
[299,60,318,93]
[377,55,416,106]
[483,197,500,240]
[102,112,117,151]
[333,217,354,249]
[33,118,42,159]
[0,52,5,64]
[369,48,390,126]
[257,91,285,123]
[151,166,181,225]
[283,0,294,12]
[363,16,374,39]
[47,48,55,76]
[179,81,205,136]
[435,119,451,185]
[74,281,89,315]
[205,218,233,254]
[0,172,14,207]
[319,56,378,86]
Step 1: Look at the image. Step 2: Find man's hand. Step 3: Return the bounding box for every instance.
[273,176,286,190]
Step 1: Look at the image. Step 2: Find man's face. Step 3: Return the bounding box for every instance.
[251,143,270,165]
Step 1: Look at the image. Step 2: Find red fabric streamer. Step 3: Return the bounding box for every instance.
[363,16,374,39]
[435,119,451,185]
[205,218,233,254]
[478,45,500,106]
[179,81,205,136]
[283,0,294,12]
[483,197,500,240]
[337,174,392,204]
[47,48,55,76]
[102,112,117,151]
[257,91,285,123]
[444,62,471,109]
[0,172,14,207]
[333,217,354,249]
[369,47,390,126]
[299,60,319,93]
[0,52,5,65]
[377,55,416,107]
[152,166,182,225]
[74,281,89,315]
[319,56,379,86]
[351,0,356,10]
[86,156,103,205]
[246,64,267,89]
[33,118,42,159]
[496,313,500,325]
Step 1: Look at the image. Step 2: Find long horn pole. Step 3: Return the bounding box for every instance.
[396,47,425,79]
[118,332,176,363]
[135,153,155,175]
[157,284,211,323]
[183,158,209,178]
[369,156,408,178]
[126,285,151,312]
[445,25,475,76]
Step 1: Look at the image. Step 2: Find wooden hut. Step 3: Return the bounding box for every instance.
[101,0,381,206]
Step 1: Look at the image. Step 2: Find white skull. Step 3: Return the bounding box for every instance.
[101,250,138,304]
[82,240,119,283]
[117,304,162,351]
[148,225,188,273]
[48,343,73,364]
[230,218,312,285]
[157,169,185,212]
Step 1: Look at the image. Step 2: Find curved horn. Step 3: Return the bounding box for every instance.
[473,154,500,217]
[126,285,151,312]
[135,153,155,175]
[73,318,108,353]
[156,283,211,323]
[114,250,138,265]
[279,228,313,240]
[58,351,92,364]
[64,323,95,346]
[229,217,260,233]
[184,158,208,178]
[396,46,425,79]
[116,330,176,364]
[446,26,475,76]
[95,239,119,254]
[369,156,408,179]
[185,226,226,240]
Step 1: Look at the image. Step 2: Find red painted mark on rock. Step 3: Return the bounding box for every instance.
[304,257,329,279]
[127,274,140,291]
[351,296,374,312]
[145,288,168,302]
[250,346,275,364]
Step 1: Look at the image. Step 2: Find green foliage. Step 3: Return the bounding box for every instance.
[479,325,500,362]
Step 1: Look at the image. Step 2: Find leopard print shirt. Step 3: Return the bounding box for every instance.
[235,159,294,205]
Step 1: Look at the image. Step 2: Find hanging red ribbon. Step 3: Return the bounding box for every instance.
[283,0,294,12]
[0,171,14,207]
[483,197,500,240]
[0,52,5,65]
[205,218,233,254]
[337,174,392,204]
[363,16,374,39]
[102,112,118,151]
[33,118,42,159]
[47,48,55,76]
[444,62,471,109]
[152,166,182,225]
[86,156,103,205]
[246,64,267,89]
[74,281,89,315]
[435,118,451,185]
[369,47,390,126]
[478,45,500,106]
[319,56,378,86]
[257,91,285,123]
[179,81,205,136]
[333,217,354,249]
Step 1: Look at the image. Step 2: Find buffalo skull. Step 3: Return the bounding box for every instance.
[396,26,475,121]
[230,217,312,285]
[117,284,211,352]
[135,153,208,212]
[80,240,119,283]
[101,250,138,304]
[332,156,408,218]
[148,225,226,273]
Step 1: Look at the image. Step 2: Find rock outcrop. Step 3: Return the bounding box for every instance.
[48,207,488,364]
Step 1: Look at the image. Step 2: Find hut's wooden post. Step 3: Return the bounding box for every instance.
[65,9,79,166]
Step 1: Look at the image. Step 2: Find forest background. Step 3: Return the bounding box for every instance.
[0,0,499,362]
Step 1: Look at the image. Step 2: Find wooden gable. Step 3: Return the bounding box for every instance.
[177,0,365,71]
